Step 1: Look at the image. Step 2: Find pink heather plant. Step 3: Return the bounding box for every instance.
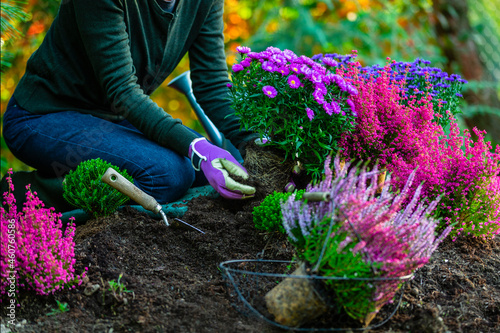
[392,122,500,240]
[281,156,451,322]
[314,54,468,128]
[336,57,438,170]
[1,170,85,298]
[334,54,500,240]
[229,46,358,180]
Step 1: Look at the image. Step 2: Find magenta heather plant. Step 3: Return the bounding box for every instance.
[314,54,468,128]
[281,156,451,322]
[1,170,86,298]
[336,57,438,170]
[391,122,500,241]
[334,54,500,240]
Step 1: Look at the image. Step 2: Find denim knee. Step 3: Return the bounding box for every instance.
[133,158,196,204]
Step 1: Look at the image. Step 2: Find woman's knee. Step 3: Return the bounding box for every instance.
[133,159,195,204]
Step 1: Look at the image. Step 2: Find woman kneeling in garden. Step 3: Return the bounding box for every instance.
[2,0,257,212]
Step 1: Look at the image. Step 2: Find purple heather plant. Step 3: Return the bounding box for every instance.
[1,170,86,298]
[228,46,358,180]
[281,156,451,322]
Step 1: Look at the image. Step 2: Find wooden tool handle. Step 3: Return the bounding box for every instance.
[101,168,160,213]
[302,192,331,202]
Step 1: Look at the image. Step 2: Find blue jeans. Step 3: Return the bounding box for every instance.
[3,97,207,204]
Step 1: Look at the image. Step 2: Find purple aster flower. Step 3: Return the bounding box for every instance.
[271,54,287,66]
[236,46,251,54]
[334,74,347,91]
[300,64,312,78]
[299,55,316,67]
[322,57,338,67]
[347,98,356,116]
[226,83,232,88]
[232,63,244,72]
[332,101,341,114]
[262,61,276,72]
[283,49,298,61]
[266,46,281,54]
[347,84,358,96]
[311,71,323,84]
[306,108,315,121]
[263,85,277,98]
[258,51,272,60]
[324,74,336,85]
[313,87,326,105]
[312,62,327,75]
[311,53,323,60]
[278,66,290,76]
[290,62,301,74]
[248,52,260,59]
[241,58,252,68]
[315,83,327,94]
[287,75,301,89]
[323,102,334,116]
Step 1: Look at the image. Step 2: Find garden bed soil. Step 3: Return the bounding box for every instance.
[1,193,499,333]
[1,144,500,332]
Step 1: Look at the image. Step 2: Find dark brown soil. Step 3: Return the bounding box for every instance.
[1,148,499,332]
[1,193,499,333]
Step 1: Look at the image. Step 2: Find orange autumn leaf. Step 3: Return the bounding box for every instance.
[27,21,45,36]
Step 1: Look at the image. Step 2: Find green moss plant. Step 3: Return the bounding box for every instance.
[253,190,304,233]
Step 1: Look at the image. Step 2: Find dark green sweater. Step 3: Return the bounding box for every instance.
[13,0,250,157]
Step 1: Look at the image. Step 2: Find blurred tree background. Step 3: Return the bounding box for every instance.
[1,0,499,177]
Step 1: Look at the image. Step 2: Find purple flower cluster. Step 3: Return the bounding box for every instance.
[229,46,359,179]
[281,156,451,318]
[1,170,86,297]
[232,45,358,120]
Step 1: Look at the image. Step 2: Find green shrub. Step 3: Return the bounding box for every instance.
[63,159,133,217]
[253,190,304,233]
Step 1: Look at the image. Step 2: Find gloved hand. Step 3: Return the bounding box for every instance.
[189,138,256,199]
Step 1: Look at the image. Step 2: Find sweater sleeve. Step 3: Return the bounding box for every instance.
[71,0,197,156]
[187,0,257,150]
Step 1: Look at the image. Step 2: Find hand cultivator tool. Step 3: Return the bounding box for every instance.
[101,168,204,234]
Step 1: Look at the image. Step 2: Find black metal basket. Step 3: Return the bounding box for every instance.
[219,259,411,332]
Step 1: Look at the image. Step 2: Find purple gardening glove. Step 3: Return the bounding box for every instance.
[189,138,256,199]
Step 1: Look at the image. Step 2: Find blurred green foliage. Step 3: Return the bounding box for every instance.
[2,0,498,178]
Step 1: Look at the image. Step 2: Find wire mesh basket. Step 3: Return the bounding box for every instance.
[219,259,411,332]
